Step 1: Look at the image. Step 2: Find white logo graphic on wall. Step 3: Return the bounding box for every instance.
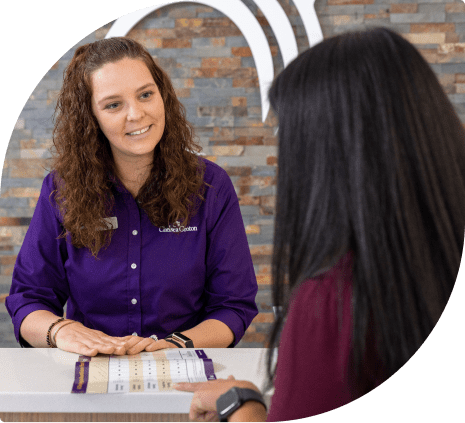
[105,0,323,122]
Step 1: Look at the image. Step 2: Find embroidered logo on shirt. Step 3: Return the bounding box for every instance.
[159,221,197,233]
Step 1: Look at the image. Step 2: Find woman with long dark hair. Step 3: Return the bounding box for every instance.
[6,37,258,355]
[174,27,465,421]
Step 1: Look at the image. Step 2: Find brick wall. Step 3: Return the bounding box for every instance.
[1,0,464,348]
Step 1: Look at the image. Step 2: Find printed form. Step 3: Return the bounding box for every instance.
[72,349,216,393]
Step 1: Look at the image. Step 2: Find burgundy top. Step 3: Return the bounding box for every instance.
[268,253,355,421]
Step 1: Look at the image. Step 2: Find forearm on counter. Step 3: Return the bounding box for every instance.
[21,314,235,349]
[181,319,235,348]
[19,310,72,348]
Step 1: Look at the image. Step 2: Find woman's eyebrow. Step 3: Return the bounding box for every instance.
[136,83,157,92]
[97,83,158,105]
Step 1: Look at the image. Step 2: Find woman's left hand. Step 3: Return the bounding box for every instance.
[124,337,178,355]
[174,376,263,422]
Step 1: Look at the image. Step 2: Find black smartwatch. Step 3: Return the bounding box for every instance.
[216,387,266,422]
[166,332,194,348]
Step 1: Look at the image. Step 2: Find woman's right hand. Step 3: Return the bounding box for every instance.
[55,321,132,356]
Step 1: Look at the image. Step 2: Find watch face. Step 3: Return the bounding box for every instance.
[217,388,241,418]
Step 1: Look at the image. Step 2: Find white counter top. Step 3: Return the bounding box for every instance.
[0,348,271,413]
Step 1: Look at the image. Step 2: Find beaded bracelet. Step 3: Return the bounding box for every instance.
[51,321,78,348]
[46,317,65,348]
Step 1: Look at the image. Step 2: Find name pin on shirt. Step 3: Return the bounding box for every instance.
[98,216,118,231]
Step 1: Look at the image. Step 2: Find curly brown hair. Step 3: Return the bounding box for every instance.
[52,37,205,257]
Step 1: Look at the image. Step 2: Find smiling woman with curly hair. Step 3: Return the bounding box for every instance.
[54,37,205,256]
[6,37,258,355]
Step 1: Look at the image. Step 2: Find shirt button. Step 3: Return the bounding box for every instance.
[131,298,137,305]
[132,230,138,236]
[131,263,137,269]
[132,332,138,336]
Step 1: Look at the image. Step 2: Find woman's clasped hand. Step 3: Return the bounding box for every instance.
[54,321,179,356]
[123,336,180,355]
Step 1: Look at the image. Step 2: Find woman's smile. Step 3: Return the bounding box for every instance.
[126,125,152,136]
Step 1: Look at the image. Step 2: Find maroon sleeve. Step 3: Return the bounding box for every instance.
[267,254,354,421]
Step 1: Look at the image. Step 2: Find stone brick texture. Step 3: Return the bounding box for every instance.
[1,0,464,348]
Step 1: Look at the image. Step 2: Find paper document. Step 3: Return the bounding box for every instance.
[71,349,216,393]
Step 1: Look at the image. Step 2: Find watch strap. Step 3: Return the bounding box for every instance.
[164,338,183,348]
[171,332,194,348]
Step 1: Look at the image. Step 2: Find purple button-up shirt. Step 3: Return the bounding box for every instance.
[6,158,258,347]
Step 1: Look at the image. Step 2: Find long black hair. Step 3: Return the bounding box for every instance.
[267,27,465,395]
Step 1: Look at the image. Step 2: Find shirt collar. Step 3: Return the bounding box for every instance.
[108,172,130,195]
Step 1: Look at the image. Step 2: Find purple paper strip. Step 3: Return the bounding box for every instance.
[71,361,89,393]
[203,358,216,381]
[195,350,207,359]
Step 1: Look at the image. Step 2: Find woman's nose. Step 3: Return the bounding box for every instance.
[126,102,144,121]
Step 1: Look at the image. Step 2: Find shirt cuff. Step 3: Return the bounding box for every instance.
[202,309,248,347]
[10,303,62,348]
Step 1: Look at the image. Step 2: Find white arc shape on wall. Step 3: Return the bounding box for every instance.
[106,0,324,122]
[254,0,299,65]
[106,0,272,121]
[294,0,324,47]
